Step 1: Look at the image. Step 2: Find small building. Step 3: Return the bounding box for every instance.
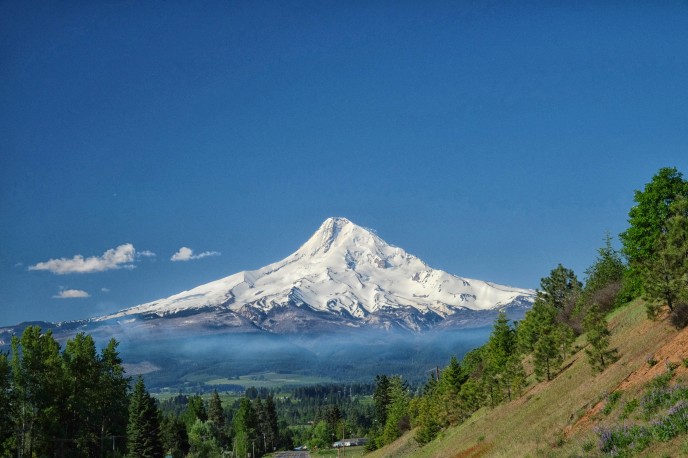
[333,438,368,448]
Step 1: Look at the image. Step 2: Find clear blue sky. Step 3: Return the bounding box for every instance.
[1,1,687,325]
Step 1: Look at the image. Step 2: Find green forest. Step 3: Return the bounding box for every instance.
[1,166,687,458]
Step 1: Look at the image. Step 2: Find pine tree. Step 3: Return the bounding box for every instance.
[540,264,583,330]
[62,332,101,457]
[207,390,224,429]
[263,394,279,451]
[503,354,526,400]
[127,377,164,458]
[442,356,467,392]
[584,304,618,372]
[381,376,410,445]
[582,233,626,311]
[533,332,561,382]
[97,338,130,457]
[413,395,440,445]
[485,311,516,373]
[161,415,190,458]
[641,196,688,318]
[373,374,391,427]
[620,167,688,297]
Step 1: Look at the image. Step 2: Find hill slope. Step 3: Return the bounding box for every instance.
[368,300,688,457]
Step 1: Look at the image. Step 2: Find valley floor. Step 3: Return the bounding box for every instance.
[367,300,688,457]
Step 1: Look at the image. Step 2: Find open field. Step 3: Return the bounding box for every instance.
[204,372,336,389]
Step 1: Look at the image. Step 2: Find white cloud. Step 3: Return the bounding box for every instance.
[171,247,221,262]
[101,287,111,293]
[29,243,137,274]
[53,289,90,299]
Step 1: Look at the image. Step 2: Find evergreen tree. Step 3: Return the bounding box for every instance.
[620,167,688,296]
[97,338,130,457]
[184,395,208,427]
[207,390,224,429]
[207,389,227,447]
[62,332,101,457]
[503,354,526,400]
[519,266,579,382]
[641,196,688,318]
[127,377,164,458]
[161,415,190,458]
[485,312,516,373]
[540,264,582,330]
[581,233,626,311]
[381,376,410,445]
[373,374,391,427]
[442,356,467,392]
[584,304,618,372]
[533,332,561,382]
[262,394,279,452]
[413,395,440,445]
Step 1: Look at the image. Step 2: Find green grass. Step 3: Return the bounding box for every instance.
[205,372,335,389]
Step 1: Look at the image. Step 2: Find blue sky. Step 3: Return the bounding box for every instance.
[1,1,687,325]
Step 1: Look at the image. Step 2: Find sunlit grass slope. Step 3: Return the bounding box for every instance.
[368,300,688,457]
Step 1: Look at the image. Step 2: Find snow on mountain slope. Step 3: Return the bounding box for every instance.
[97,218,534,331]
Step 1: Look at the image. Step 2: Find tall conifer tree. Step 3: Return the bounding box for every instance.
[127,377,164,458]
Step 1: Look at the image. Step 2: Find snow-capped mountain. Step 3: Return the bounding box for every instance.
[91,217,535,333]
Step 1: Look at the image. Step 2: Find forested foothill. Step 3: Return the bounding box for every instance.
[1,167,686,457]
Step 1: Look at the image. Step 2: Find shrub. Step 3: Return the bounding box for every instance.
[670,303,688,329]
[620,399,639,420]
[602,391,622,415]
[597,424,652,454]
[650,401,688,441]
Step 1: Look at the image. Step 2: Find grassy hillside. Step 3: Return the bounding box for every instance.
[368,300,688,457]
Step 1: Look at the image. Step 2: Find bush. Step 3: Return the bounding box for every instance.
[602,391,622,415]
[620,399,639,420]
[597,424,652,454]
[670,303,688,329]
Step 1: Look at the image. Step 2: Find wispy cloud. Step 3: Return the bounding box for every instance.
[137,250,156,258]
[171,247,221,262]
[53,289,90,299]
[29,243,139,274]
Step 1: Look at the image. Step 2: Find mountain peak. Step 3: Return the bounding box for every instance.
[299,217,373,256]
